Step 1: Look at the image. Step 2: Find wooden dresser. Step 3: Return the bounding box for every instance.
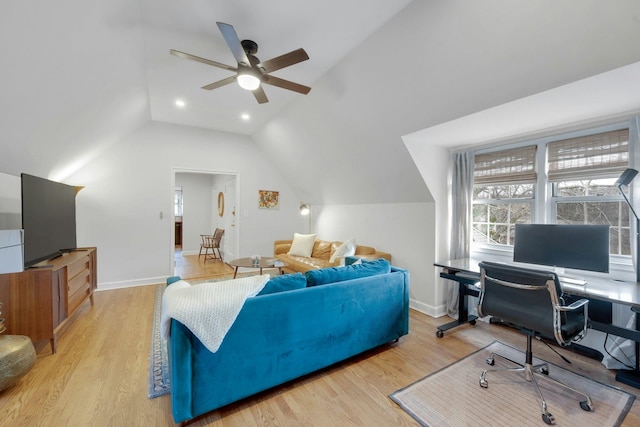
[0,247,97,353]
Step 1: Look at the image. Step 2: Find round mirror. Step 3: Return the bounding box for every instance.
[217,192,224,217]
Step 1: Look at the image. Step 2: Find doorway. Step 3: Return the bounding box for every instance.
[171,169,240,276]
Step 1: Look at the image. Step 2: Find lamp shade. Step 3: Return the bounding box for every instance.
[615,168,639,187]
[299,203,310,216]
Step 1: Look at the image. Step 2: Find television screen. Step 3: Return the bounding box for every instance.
[513,224,609,273]
[21,173,77,267]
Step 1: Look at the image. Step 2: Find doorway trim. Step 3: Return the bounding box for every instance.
[170,167,240,274]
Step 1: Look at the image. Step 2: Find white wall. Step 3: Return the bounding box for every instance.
[0,172,21,230]
[403,139,455,316]
[315,202,436,313]
[175,173,214,254]
[68,121,303,289]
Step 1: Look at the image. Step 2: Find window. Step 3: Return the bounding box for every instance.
[174,187,183,218]
[549,129,630,255]
[472,146,536,245]
[471,127,631,257]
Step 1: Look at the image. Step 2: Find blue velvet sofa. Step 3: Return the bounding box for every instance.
[166,261,409,423]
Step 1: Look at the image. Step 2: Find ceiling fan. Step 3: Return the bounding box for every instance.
[170,22,311,104]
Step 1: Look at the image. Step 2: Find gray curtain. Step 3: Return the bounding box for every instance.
[446,150,474,318]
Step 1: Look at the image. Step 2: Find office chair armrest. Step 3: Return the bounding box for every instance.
[556,298,589,312]
[554,298,589,346]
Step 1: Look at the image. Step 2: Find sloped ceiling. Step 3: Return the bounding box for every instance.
[2,1,640,207]
[254,1,640,204]
[0,1,150,181]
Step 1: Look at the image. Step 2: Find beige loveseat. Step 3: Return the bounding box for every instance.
[274,239,392,274]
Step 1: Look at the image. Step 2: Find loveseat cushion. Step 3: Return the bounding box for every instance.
[305,258,391,287]
[311,240,333,260]
[257,273,307,295]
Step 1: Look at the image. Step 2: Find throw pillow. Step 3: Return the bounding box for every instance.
[258,273,307,296]
[305,258,391,287]
[288,233,317,257]
[329,238,357,263]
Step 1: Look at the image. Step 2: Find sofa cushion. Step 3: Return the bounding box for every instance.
[275,254,330,273]
[311,239,333,260]
[257,273,307,296]
[355,245,376,255]
[329,238,356,263]
[288,233,317,257]
[305,258,391,287]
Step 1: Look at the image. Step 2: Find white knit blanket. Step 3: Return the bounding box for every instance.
[160,274,270,353]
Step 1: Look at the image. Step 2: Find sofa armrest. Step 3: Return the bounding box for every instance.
[357,251,392,263]
[274,240,293,256]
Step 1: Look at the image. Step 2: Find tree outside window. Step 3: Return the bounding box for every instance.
[471,127,630,257]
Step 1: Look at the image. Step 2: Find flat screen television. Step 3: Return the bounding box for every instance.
[21,173,77,267]
[513,223,609,273]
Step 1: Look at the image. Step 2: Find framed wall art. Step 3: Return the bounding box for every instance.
[258,190,279,209]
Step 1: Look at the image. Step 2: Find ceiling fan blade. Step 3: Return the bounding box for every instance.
[216,22,251,67]
[260,48,309,73]
[262,76,311,95]
[201,75,236,90]
[253,86,269,104]
[170,49,237,72]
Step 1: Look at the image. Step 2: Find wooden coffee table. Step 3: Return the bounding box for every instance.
[228,257,287,278]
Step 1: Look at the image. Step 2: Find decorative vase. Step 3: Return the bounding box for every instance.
[0,335,37,392]
[0,303,37,392]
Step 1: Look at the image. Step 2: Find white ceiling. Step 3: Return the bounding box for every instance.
[141,0,413,135]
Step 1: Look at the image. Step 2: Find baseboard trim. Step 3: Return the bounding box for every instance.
[410,299,446,318]
[97,277,167,291]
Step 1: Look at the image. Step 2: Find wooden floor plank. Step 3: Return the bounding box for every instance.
[0,254,638,426]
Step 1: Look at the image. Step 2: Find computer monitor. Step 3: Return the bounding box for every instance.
[513,224,610,273]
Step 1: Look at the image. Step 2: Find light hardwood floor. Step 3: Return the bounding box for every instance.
[1,255,639,426]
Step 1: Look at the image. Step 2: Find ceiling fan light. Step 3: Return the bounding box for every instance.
[237,73,260,91]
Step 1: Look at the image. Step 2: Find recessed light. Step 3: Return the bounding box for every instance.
[241,113,250,121]
[175,99,186,108]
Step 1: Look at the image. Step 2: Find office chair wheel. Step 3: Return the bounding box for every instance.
[579,400,593,412]
[542,412,555,425]
[540,366,549,375]
[436,330,444,338]
[469,319,476,326]
[479,377,488,388]
[486,356,495,366]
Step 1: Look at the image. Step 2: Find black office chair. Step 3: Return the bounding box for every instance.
[477,261,593,425]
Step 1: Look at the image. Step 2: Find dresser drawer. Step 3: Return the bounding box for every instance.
[68,254,90,280]
[68,269,90,296]
[68,283,91,314]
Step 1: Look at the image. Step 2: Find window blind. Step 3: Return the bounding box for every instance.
[474,145,537,185]
[547,129,629,181]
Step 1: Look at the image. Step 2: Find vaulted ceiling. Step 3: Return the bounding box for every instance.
[2,1,640,206]
[141,0,413,134]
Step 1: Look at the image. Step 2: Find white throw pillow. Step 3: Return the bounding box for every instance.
[288,233,317,257]
[329,238,356,263]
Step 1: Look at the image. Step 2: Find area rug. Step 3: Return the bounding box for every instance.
[390,341,635,427]
[148,284,170,398]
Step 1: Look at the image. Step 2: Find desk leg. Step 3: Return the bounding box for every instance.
[233,266,239,279]
[436,280,478,338]
[615,307,640,389]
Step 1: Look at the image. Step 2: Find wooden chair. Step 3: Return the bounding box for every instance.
[199,228,225,262]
